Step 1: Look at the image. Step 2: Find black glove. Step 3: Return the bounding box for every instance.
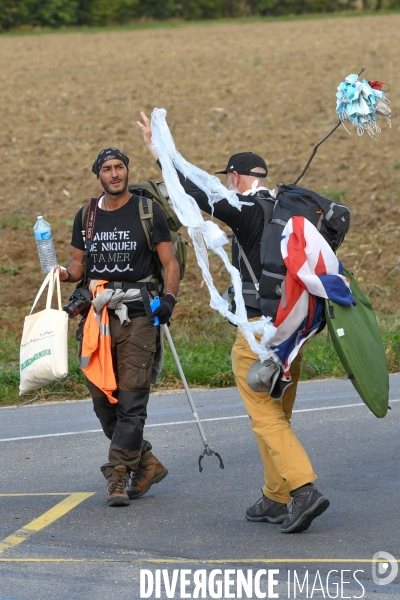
[152,293,177,325]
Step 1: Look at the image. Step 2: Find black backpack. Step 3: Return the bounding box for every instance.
[238,184,350,322]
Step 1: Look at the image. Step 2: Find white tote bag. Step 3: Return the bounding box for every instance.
[19,270,68,395]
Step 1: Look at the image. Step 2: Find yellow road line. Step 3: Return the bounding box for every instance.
[0,494,397,564]
[0,558,398,564]
[0,493,93,497]
[0,493,94,555]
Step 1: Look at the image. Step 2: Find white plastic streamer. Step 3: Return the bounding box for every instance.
[151,108,276,361]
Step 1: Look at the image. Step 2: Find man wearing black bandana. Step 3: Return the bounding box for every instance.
[55,147,180,507]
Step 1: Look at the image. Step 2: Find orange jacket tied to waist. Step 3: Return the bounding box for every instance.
[80,280,117,404]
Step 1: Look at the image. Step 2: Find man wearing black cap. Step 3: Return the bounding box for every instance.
[215,151,269,180]
[139,112,329,533]
[56,147,180,506]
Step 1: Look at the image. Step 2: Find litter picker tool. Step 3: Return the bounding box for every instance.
[140,286,224,472]
[161,323,224,472]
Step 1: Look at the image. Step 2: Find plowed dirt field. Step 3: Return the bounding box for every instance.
[0,15,399,337]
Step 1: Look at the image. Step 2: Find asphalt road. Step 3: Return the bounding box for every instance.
[0,374,399,600]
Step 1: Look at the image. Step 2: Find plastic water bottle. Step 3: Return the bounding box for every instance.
[34,216,57,273]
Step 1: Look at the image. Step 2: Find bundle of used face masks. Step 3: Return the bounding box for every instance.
[336,73,391,137]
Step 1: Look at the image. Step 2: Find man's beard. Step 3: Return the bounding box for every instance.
[100,173,129,195]
[226,180,236,191]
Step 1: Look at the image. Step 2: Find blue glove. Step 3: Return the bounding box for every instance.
[150,294,177,325]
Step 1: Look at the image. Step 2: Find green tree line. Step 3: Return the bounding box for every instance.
[0,0,399,31]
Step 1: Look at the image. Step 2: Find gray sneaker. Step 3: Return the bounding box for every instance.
[281,484,329,533]
[245,494,288,524]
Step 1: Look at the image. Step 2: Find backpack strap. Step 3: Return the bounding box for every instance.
[138,196,154,252]
[230,193,277,309]
[234,192,276,289]
[138,196,165,293]
[235,237,259,294]
[81,198,98,288]
[81,201,89,238]
[254,193,276,224]
[130,180,182,232]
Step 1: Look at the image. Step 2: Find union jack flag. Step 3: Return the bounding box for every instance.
[267,216,354,372]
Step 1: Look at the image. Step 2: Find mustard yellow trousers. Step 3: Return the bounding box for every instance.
[231,326,317,504]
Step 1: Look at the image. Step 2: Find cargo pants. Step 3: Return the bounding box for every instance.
[231,324,317,504]
[85,315,158,479]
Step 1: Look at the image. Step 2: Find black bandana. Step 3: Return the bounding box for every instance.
[92,147,130,176]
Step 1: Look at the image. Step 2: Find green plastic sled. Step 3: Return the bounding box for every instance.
[324,269,389,418]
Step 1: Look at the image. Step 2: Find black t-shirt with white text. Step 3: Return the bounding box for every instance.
[71,194,171,317]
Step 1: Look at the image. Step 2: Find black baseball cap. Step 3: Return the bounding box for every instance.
[215,152,268,177]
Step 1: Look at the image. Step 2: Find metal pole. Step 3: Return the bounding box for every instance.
[162,324,224,471]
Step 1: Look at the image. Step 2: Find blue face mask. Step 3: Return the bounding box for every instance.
[335,73,391,137]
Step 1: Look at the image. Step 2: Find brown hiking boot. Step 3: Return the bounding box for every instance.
[106,465,130,507]
[127,455,168,499]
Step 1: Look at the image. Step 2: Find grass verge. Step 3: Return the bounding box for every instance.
[1,307,399,407]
